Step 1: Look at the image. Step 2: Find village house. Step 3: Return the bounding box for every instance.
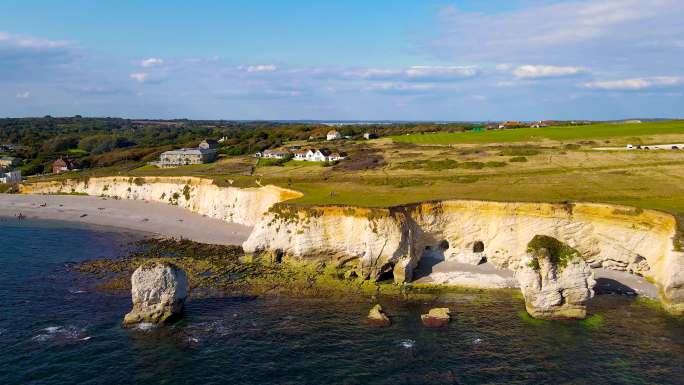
[256,149,291,159]
[0,169,22,184]
[363,132,378,140]
[156,139,218,168]
[52,158,78,174]
[326,130,342,141]
[498,121,525,129]
[199,139,219,150]
[293,148,347,162]
[0,156,20,171]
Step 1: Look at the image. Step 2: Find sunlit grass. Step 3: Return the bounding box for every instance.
[392,121,684,145]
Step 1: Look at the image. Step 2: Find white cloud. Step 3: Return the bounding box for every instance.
[495,64,512,71]
[364,82,434,94]
[140,58,164,67]
[353,68,403,80]
[429,0,684,68]
[245,64,277,73]
[348,66,477,82]
[0,31,70,49]
[15,91,30,99]
[513,65,586,79]
[583,76,683,90]
[405,66,477,81]
[129,72,149,83]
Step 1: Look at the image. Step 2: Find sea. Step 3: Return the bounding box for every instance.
[1,218,683,385]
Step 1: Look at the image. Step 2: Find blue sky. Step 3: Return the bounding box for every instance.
[1,0,683,120]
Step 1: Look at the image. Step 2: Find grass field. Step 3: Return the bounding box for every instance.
[391,121,684,145]
[28,125,684,220]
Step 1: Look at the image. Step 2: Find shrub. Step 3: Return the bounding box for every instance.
[485,161,507,168]
[499,146,541,156]
[509,156,528,163]
[461,161,485,169]
[527,235,580,270]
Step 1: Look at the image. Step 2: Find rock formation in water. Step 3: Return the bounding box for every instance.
[515,235,596,319]
[421,308,451,327]
[367,304,391,327]
[123,262,189,326]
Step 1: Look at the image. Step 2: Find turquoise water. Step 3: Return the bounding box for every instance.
[1,219,684,385]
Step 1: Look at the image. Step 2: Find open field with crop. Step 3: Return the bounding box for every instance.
[391,120,684,145]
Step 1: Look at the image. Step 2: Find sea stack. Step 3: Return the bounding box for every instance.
[421,308,451,327]
[123,262,189,326]
[516,235,595,320]
[367,304,391,327]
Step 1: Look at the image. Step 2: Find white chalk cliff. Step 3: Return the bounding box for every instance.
[20,176,301,227]
[244,201,684,315]
[20,177,684,316]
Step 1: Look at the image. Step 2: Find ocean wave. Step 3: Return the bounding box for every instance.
[134,322,157,332]
[398,339,416,349]
[31,325,90,344]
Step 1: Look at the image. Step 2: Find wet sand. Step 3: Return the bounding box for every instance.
[0,194,252,245]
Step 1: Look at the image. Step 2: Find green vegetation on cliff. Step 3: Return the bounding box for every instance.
[527,235,581,270]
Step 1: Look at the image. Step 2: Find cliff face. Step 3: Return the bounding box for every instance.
[20,177,684,314]
[244,200,684,313]
[20,176,301,227]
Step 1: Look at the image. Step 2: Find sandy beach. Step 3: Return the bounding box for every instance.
[0,194,253,245]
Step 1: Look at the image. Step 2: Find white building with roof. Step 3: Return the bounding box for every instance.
[0,169,21,184]
[326,130,342,141]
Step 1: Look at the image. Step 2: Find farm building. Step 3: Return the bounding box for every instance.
[498,121,525,129]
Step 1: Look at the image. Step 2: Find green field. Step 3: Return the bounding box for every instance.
[391,121,684,145]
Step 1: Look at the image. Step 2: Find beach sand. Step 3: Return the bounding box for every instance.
[0,194,252,245]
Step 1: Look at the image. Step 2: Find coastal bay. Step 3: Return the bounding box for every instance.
[0,194,252,245]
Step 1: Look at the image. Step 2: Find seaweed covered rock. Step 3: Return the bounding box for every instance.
[123,262,189,326]
[367,304,391,327]
[421,308,451,327]
[516,235,595,320]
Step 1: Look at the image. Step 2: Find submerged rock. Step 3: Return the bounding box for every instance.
[516,235,595,320]
[123,262,189,326]
[421,308,451,327]
[367,304,391,327]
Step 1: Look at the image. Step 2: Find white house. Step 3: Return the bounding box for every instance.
[293,148,347,162]
[0,169,21,184]
[155,138,218,168]
[326,130,342,141]
[260,149,290,159]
